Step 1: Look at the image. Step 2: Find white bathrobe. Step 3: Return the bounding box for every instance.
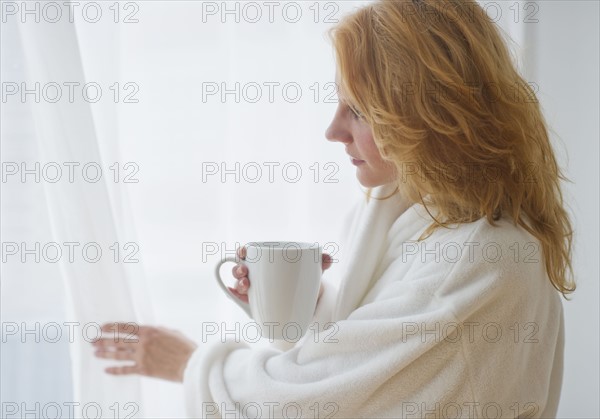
[184,182,564,418]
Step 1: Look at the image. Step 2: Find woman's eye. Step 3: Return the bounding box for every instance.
[349,106,363,120]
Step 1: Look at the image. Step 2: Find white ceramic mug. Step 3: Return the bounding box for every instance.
[214,241,322,341]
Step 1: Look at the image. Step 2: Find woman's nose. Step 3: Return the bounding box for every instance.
[325,120,352,144]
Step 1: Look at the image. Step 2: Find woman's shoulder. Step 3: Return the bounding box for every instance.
[386,203,538,262]
[453,215,536,261]
[388,206,552,297]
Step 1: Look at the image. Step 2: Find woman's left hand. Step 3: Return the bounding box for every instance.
[92,322,198,383]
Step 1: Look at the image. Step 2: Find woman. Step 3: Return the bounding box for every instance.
[93,0,575,417]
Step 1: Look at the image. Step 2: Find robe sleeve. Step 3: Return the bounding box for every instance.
[183,215,563,418]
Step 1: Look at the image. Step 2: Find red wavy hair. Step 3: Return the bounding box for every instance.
[328,0,575,297]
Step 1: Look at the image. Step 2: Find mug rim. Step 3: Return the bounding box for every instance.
[244,241,320,250]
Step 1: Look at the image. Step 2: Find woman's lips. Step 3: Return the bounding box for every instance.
[351,158,365,166]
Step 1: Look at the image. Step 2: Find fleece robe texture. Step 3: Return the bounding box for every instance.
[184,182,564,418]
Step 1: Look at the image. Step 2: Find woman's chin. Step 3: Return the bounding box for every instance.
[356,172,379,188]
[353,159,396,187]
[356,170,396,189]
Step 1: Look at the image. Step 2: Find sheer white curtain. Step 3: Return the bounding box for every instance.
[3,1,533,418]
[13,7,155,418]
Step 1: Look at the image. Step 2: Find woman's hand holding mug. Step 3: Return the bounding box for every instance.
[227,246,332,306]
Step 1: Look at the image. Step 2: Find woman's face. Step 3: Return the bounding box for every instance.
[325,78,397,188]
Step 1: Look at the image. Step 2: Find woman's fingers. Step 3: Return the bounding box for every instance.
[231,263,248,279]
[105,365,141,376]
[95,348,136,361]
[235,277,249,293]
[231,246,249,299]
[93,338,137,350]
[237,246,246,260]
[93,324,198,382]
[227,286,249,304]
[230,247,250,300]
[229,262,249,296]
[93,324,141,361]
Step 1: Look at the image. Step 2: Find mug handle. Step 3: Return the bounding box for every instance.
[214,256,252,318]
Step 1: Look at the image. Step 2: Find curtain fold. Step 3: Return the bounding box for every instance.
[17,10,151,419]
